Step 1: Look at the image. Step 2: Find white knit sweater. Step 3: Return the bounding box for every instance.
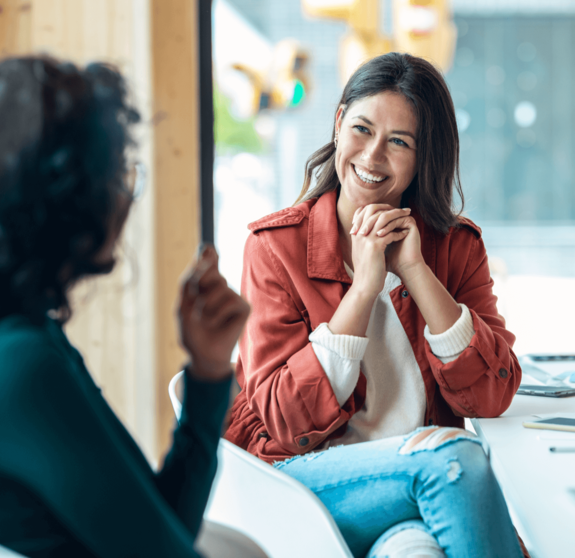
[310,266,475,446]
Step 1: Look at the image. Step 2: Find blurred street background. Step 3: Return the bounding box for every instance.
[213,0,575,357]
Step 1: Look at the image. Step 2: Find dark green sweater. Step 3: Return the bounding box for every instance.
[0,315,231,558]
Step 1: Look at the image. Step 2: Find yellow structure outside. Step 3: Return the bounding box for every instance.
[302,0,457,83]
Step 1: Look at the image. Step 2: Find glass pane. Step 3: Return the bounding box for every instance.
[214,0,575,357]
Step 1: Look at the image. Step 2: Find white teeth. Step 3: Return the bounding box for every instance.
[354,165,385,183]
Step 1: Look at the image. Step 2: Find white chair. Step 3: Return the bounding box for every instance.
[169,371,353,558]
[0,546,26,557]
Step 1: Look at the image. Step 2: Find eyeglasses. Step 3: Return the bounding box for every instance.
[125,161,147,201]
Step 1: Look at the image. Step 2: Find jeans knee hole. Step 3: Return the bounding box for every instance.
[446,459,462,483]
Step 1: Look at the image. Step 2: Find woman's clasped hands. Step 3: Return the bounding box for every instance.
[350,204,425,291]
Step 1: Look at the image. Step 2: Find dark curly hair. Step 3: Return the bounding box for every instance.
[0,56,140,323]
[296,52,463,233]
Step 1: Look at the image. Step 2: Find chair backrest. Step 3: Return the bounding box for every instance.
[0,545,26,557]
[168,371,352,558]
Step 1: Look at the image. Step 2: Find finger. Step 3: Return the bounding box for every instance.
[197,242,219,265]
[350,206,368,234]
[359,203,396,220]
[353,205,410,235]
[382,208,412,228]
[202,291,250,332]
[187,243,219,291]
[352,205,382,233]
[181,260,216,303]
[374,208,411,228]
[181,244,217,291]
[358,204,381,225]
[180,262,222,314]
[186,272,228,321]
[374,212,393,235]
[380,229,409,246]
[376,214,414,237]
[358,211,386,236]
[197,266,226,294]
[188,259,214,292]
[200,283,236,319]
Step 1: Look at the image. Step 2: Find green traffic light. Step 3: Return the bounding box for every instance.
[290,79,306,107]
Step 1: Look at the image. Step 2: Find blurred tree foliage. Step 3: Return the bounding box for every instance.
[214,86,264,153]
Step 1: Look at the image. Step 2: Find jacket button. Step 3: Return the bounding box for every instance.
[258,432,269,439]
[299,437,309,447]
[499,368,508,379]
[401,290,409,298]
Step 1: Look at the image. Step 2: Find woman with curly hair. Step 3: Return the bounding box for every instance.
[0,56,252,557]
[226,53,528,557]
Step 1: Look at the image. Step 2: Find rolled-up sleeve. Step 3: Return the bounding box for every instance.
[424,303,475,364]
[425,233,521,418]
[238,233,365,454]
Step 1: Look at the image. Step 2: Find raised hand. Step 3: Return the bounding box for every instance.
[177,244,250,381]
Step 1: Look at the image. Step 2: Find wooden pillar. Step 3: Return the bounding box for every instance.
[0,0,32,56]
[150,0,201,456]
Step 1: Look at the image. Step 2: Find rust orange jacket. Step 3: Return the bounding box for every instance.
[226,190,521,465]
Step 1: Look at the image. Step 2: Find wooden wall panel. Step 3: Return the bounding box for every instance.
[0,0,33,56]
[150,0,200,456]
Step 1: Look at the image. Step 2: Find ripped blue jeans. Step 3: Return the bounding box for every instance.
[274,427,523,558]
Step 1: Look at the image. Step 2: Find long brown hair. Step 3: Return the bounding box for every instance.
[295,52,464,233]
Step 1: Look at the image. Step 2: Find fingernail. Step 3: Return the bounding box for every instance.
[360,228,367,235]
[350,225,357,234]
[377,230,384,236]
[402,208,411,212]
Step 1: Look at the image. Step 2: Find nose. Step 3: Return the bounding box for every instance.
[361,137,388,167]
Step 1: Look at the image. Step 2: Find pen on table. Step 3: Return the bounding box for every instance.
[549,446,575,453]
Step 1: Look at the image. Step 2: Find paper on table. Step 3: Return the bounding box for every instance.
[532,413,575,420]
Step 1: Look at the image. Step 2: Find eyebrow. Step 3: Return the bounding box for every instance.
[352,115,417,141]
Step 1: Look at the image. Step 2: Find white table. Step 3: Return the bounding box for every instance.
[471,394,575,558]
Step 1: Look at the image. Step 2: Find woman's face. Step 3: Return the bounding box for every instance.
[335,91,418,213]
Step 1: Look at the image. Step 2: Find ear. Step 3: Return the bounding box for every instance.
[335,104,347,135]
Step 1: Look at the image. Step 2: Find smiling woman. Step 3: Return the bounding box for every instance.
[225,52,529,558]
[296,52,463,234]
[334,92,418,213]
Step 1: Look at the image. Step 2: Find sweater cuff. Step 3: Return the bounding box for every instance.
[309,322,369,359]
[424,304,475,362]
[309,323,367,407]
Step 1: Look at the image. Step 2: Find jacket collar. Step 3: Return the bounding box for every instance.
[307,190,352,284]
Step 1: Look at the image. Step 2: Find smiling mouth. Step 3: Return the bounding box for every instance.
[353,164,388,184]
